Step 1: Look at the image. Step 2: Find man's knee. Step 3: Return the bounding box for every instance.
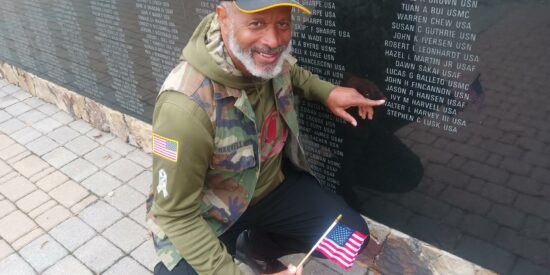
[154,260,198,275]
[359,219,370,252]
[356,215,370,237]
[154,262,169,275]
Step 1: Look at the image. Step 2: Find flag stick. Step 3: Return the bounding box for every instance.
[297,214,343,268]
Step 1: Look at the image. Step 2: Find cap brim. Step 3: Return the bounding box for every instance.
[234,0,311,15]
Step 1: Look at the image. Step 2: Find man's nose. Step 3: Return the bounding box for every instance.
[261,25,283,49]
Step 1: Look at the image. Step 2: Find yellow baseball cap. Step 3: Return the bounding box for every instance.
[232,0,311,15]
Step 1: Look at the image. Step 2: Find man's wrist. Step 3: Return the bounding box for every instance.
[312,80,336,104]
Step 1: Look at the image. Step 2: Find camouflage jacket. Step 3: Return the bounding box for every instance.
[146,59,316,271]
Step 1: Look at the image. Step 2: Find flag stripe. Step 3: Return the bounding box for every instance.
[354,231,368,239]
[345,242,360,252]
[153,143,177,157]
[353,234,366,241]
[154,150,176,159]
[317,247,353,268]
[317,244,353,269]
[154,147,177,158]
[154,142,175,153]
[319,240,355,261]
[325,238,356,258]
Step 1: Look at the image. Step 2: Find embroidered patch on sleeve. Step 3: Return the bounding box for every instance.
[153,133,178,162]
[157,169,169,198]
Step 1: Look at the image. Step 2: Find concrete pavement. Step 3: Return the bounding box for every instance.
[0,77,157,274]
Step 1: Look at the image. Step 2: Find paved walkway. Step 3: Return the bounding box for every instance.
[0,77,157,274]
[0,77,373,274]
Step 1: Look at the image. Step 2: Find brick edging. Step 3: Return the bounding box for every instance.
[0,62,152,153]
[363,218,495,274]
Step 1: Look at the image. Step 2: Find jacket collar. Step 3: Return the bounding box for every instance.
[212,58,293,100]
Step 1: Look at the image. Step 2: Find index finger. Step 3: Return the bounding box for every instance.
[346,92,385,108]
[357,98,386,107]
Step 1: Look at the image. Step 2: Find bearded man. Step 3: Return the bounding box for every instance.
[146,1,385,274]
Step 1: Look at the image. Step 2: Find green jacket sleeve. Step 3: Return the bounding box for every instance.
[290,64,336,104]
[151,91,243,275]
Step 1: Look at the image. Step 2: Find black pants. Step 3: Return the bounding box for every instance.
[154,166,369,274]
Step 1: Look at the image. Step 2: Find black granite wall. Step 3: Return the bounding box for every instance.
[1,0,549,273]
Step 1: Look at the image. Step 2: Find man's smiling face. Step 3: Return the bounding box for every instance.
[218,3,293,79]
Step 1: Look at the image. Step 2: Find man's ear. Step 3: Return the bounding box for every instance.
[216,5,229,36]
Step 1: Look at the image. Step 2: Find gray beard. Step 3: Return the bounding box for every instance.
[227,28,291,79]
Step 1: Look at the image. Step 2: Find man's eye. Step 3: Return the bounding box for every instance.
[249,21,263,28]
[278,22,291,30]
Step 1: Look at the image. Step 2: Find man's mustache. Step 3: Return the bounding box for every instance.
[251,45,287,55]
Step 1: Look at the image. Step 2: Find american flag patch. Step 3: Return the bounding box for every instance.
[153,134,178,162]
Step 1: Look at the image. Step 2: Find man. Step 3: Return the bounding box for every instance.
[146,1,386,274]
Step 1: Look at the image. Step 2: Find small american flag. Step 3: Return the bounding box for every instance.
[316,223,367,270]
[153,134,178,162]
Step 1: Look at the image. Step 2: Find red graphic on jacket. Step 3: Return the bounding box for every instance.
[259,108,288,162]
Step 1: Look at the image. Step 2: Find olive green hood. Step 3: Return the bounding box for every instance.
[181,13,266,90]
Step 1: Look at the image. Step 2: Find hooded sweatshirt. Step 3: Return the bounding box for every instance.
[150,13,335,274]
